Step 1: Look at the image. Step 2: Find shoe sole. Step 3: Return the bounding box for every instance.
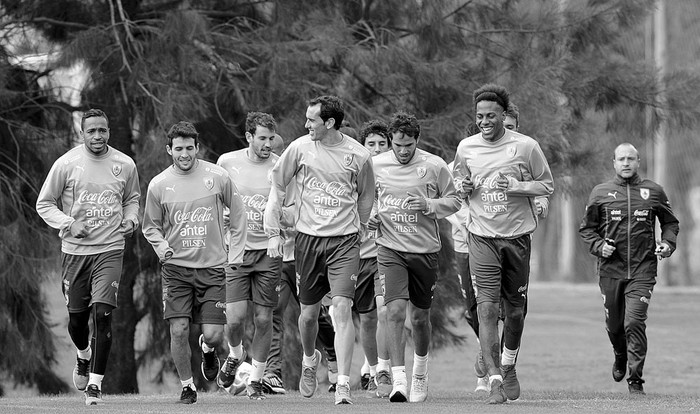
[335,399,353,405]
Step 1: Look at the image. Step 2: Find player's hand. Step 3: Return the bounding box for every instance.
[368,215,380,231]
[162,249,174,263]
[460,177,474,195]
[655,239,671,259]
[120,219,136,237]
[601,240,616,258]
[267,235,283,258]
[496,172,509,191]
[535,198,543,216]
[69,220,89,239]
[406,192,428,212]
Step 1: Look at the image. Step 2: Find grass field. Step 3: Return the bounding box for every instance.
[2,283,699,413]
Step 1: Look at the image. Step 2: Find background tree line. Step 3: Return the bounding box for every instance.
[1,0,698,395]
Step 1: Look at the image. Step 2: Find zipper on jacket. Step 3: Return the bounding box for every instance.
[626,183,631,279]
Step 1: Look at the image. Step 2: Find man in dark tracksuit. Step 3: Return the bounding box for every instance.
[579,143,679,395]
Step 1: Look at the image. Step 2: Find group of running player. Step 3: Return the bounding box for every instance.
[37,81,675,406]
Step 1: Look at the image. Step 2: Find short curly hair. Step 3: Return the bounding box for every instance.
[388,111,420,140]
[166,121,199,147]
[473,83,510,112]
[358,119,390,146]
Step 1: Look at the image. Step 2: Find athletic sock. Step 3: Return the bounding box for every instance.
[360,357,370,375]
[201,340,215,353]
[228,342,243,360]
[392,366,407,384]
[250,359,266,382]
[377,358,391,372]
[413,352,429,376]
[501,346,518,366]
[87,373,103,388]
[77,346,92,361]
[181,377,195,390]
[302,351,317,367]
[489,374,503,385]
[338,374,350,386]
[369,364,377,377]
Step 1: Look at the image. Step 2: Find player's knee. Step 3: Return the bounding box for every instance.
[169,319,190,339]
[410,308,430,327]
[254,307,273,328]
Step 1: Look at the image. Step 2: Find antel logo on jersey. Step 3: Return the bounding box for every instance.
[173,206,214,224]
[242,194,267,209]
[307,177,348,196]
[78,190,119,205]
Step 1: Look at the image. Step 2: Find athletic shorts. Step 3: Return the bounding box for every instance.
[61,249,123,312]
[161,264,226,324]
[377,246,439,310]
[295,232,360,306]
[468,233,530,307]
[226,249,282,307]
[278,260,298,303]
[354,257,380,314]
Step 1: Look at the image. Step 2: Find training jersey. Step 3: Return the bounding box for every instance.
[453,130,554,238]
[217,149,278,251]
[36,145,140,255]
[142,160,246,269]
[374,149,461,254]
[264,134,374,238]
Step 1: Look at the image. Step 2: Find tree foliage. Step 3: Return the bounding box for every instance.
[2,0,700,393]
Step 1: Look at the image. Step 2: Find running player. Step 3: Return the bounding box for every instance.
[36,108,140,406]
[374,111,461,403]
[216,112,281,399]
[264,95,374,405]
[453,84,554,404]
[142,121,246,404]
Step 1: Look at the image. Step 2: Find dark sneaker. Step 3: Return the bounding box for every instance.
[360,373,370,390]
[501,364,520,400]
[487,379,507,404]
[334,382,353,405]
[179,385,197,404]
[612,354,627,382]
[628,380,645,395]
[299,349,321,398]
[84,384,102,406]
[73,357,90,391]
[375,370,392,398]
[328,382,337,392]
[247,380,267,400]
[199,334,220,381]
[217,350,247,389]
[261,373,286,394]
[366,375,378,398]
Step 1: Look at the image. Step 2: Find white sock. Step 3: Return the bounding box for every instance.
[377,358,391,372]
[228,342,243,359]
[338,374,350,386]
[250,359,266,382]
[489,374,503,385]
[413,352,429,376]
[361,357,370,375]
[201,340,215,353]
[369,364,377,377]
[391,366,407,384]
[501,346,518,366]
[181,377,195,390]
[302,351,317,367]
[77,346,92,361]
[87,373,103,388]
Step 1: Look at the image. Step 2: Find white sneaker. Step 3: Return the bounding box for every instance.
[389,378,408,403]
[475,376,490,393]
[409,373,428,403]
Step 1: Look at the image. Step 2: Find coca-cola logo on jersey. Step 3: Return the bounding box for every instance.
[78,190,119,205]
[472,174,501,190]
[241,194,267,209]
[173,207,213,224]
[307,177,348,196]
[381,193,411,210]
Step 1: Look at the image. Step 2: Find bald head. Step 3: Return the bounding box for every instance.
[613,143,640,179]
[271,134,285,156]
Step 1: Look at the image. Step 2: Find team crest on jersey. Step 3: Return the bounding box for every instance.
[640,188,649,200]
[204,177,214,190]
[417,166,427,178]
[506,145,517,158]
[343,154,354,166]
[112,163,122,177]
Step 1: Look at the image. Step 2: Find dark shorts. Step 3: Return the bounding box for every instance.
[468,233,530,307]
[354,257,379,314]
[377,246,439,310]
[161,264,226,324]
[226,250,282,307]
[278,260,298,303]
[295,232,360,306]
[61,249,124,312]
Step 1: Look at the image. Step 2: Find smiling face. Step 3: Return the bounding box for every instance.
[613,144,640,179]
[364,133,389,156]
[304,103,330,141]
[391,132,418,165]
[81,116,110,155]
[167,137,199,172]
[247,125,276,161]
[475,100,506,142]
